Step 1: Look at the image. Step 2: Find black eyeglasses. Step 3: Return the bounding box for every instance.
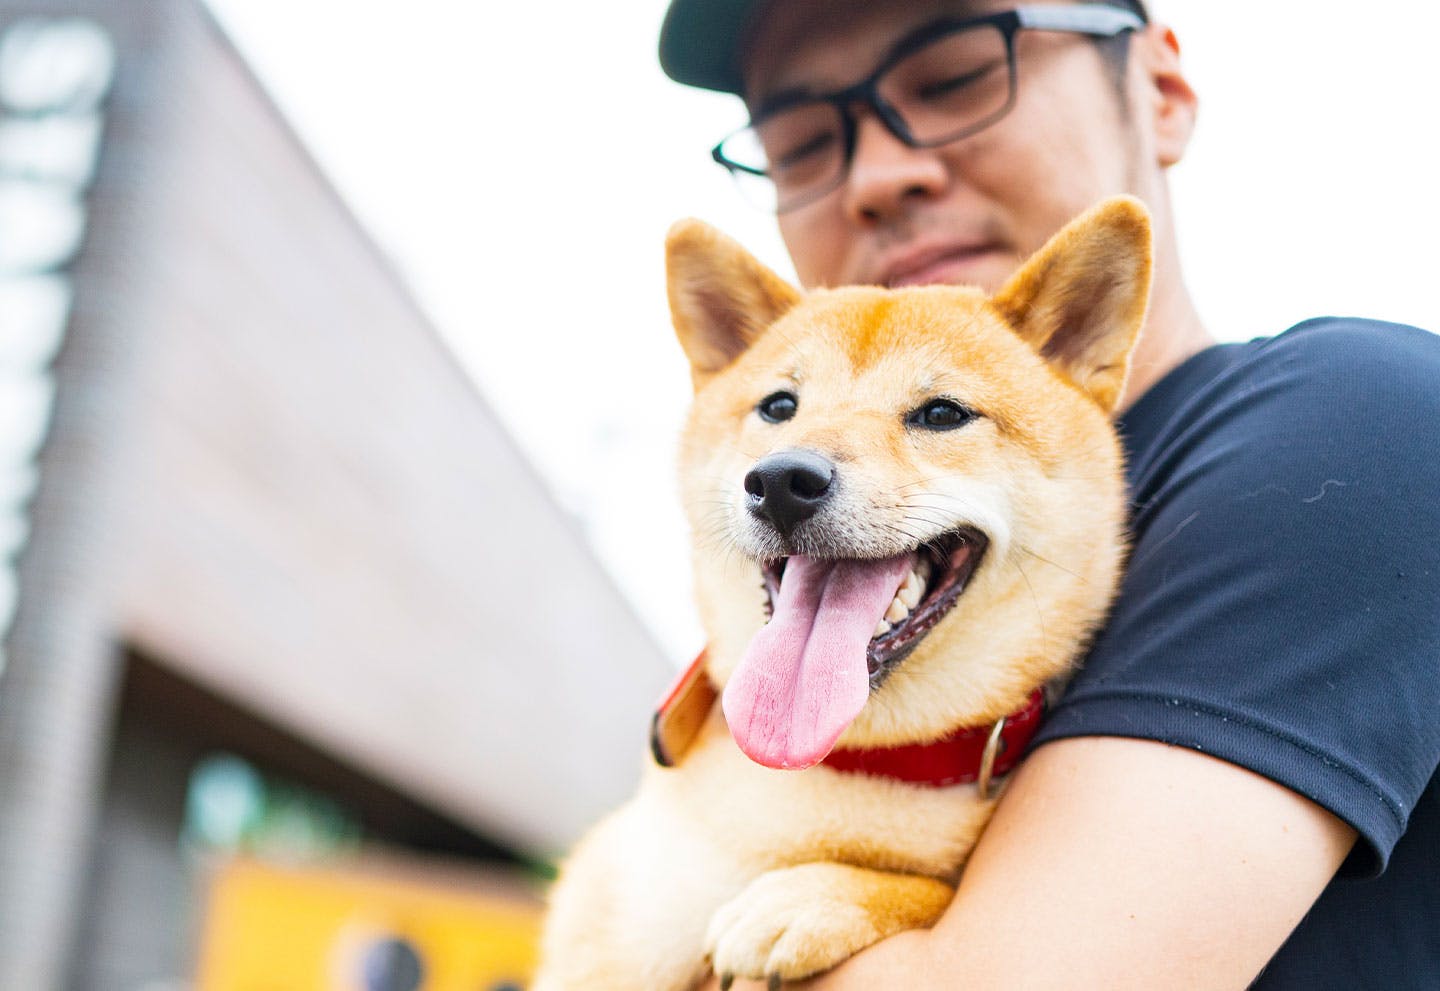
[712,4,1145,213]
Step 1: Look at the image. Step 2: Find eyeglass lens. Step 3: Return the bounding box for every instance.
[721,23,1013,211]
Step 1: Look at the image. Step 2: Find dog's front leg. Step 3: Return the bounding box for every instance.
[705,862,953,986]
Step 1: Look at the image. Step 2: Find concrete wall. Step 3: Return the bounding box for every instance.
[109,0,671,858]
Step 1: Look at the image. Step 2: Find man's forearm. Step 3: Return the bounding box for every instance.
[704,736,1354,991]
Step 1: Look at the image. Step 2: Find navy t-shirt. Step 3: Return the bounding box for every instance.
[1032,317,1440,985]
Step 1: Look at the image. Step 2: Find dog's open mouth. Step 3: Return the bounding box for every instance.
[723,528,989,770]
[761,528,988,685]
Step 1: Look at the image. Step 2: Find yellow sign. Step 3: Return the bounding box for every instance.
[196,857,541,991]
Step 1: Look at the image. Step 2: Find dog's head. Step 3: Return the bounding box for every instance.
[667,197,1151,769]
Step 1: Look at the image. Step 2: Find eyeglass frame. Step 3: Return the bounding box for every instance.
[711,3,1147,213]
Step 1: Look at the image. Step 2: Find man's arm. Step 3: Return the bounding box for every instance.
[712,734,1356,990]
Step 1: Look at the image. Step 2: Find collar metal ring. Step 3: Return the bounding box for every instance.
[977,716,1007,800]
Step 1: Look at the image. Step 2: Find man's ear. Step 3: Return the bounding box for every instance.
[1134,22,1198,169]
[667,219,800,392]
[990,196,1153,413]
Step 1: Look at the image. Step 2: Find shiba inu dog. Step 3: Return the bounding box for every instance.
[534,196,1152,989]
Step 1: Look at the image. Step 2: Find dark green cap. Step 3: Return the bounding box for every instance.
[658,1,1152,96]
[657,0,763,95]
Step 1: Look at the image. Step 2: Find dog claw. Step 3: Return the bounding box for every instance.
[719,974,734,991]
[768,975,782,991]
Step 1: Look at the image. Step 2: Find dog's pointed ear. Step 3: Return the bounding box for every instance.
[991,196,1153,414]
[667,219,800,392]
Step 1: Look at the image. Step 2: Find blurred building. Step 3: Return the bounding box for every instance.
[0,1,672,987]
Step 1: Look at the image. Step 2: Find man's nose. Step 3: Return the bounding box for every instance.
[841,112,949,224]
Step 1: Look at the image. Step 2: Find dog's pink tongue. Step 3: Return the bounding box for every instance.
[724,554,914,769]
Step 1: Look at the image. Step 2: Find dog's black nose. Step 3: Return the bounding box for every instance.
[744,450,835,537]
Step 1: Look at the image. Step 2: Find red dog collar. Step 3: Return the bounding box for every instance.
[652,650,1046,793]
[822,688,1045,795]
[650,650,719,768]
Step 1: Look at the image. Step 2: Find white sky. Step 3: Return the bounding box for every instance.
[205,0,1439,662]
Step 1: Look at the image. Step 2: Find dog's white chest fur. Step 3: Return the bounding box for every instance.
[534,715,996,991]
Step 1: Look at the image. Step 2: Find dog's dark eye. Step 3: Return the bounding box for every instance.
[757,391,798,423]
[908,399,976,431]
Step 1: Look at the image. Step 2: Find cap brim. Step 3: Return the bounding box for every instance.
[658,0,762,95]
[658,1,1153,95]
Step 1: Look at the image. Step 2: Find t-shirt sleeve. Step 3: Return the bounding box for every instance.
[1032,318,1440,876]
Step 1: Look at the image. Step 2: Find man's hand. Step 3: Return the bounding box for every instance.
[701,736,1355,990]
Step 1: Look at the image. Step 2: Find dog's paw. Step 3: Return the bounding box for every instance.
[705,863,905,987]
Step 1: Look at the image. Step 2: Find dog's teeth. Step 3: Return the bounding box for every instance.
[873,618,891,637]
[899,578,921,609]
[885,597,908,624]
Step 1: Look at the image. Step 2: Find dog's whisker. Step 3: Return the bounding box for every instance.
[897,517,946,539]
[899,491,993,528]
[1017,544,1086,582]
[869,515,927,538]
[897,507,958,533]
[893,530,928,548]
[895,473,972,491]
[896,506,951,525]
[761,322,809,373]
[1013,557,1049,654]
[705,442,767,462]
[696,530,732,548]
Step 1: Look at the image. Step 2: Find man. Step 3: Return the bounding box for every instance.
[657,1,1440,987]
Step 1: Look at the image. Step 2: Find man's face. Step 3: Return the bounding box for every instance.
[743,0,1153,291]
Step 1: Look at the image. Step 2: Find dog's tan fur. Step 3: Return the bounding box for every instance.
[534,197,1152,989]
